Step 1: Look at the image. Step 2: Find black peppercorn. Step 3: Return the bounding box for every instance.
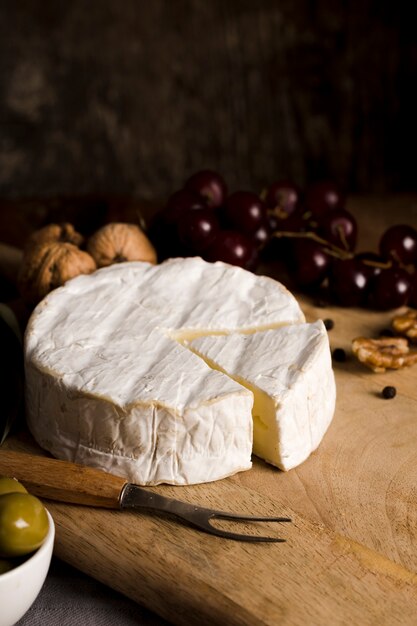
[332,348,346,362]
[382,385,396,399]
[323,318,334,331]
[379,328,395,338]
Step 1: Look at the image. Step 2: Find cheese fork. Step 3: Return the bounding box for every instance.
[0,450,291,543]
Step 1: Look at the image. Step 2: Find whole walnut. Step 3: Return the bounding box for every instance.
[87,222,157,267]
[25,222,84,250]
[18,242,97,305]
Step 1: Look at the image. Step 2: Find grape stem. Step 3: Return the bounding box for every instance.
[272,230,352,259]
[336,225,349,252]
[272,230,398,270]
[361,258,392,270]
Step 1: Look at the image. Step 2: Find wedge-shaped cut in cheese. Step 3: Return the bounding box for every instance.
[189,321,336,471]
[25,333,254,485]
[25,257,305,486]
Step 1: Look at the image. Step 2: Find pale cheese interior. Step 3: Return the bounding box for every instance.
[184,320,336,473]
[183,343,281,466]
[169,320,303,343]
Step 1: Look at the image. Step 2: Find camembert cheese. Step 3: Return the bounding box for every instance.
[189,321,336,471]
[24,257,334,486]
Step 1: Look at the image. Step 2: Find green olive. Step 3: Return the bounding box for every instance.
[0,476,28,496]
[0,558,13,574]
[0,492,49,558]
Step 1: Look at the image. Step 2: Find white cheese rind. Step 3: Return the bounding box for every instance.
[25,257,305,485]
[189,320,336,471]
[25,352,254,486]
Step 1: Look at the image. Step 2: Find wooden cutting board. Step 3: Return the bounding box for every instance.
[3,196,417,624]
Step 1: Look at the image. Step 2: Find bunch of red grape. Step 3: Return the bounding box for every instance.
[148,170,417,311]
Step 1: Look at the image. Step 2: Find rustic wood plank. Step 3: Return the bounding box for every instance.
[4,287,417,623]
[238,299,417,572]
[3,435,417,625]
[2,195,417,623]
[4,448,417,625]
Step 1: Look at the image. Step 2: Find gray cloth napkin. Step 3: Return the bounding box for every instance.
[17,557,170,625]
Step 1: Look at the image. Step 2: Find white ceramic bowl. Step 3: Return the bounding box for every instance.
[0,509,55,626]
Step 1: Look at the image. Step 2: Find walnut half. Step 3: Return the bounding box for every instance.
[392,309,417,342]
[352,336,417,372]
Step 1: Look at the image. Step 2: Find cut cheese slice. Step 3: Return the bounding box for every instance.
[189,321,336,471]
[25,257,306,486]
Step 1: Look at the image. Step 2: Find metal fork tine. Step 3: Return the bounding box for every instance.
[121,484,291,541]
[212,513,292,523]
[206,512,291,542]
[203,524,287,543]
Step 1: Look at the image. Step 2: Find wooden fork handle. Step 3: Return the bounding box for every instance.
[0,450,128,508]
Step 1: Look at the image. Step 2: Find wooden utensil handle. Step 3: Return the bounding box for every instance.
[0,450,128,508]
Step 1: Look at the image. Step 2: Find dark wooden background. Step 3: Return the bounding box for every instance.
[0,0,416,200]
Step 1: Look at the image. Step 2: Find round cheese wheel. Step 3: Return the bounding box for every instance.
[25,257,305,485]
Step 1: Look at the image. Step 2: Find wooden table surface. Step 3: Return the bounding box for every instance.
[2,195,417,625]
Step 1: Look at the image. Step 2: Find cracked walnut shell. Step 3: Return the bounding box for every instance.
[18,242,96,305]
[87,222,157,268]
[392,309,417,342]
[352,336,417,372]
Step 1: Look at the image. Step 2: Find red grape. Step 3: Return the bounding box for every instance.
[305,181,344,217]
[263,180,300,217]
[290,240,330,289]
[368,267,411,310]
[223,191,267,233]
[328,258,370,307]
[178,209,220,253]
[273,207,313,234]
[265,208,316,263]
[267,213,279,232]
[164,189,205,224]
[318,209,357,251]
[204,230,258,270]
[252,221,272,248]
[157,172,417,314]
[355,251,386,281]
[184,170,227,208]
[379,224,417,265]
